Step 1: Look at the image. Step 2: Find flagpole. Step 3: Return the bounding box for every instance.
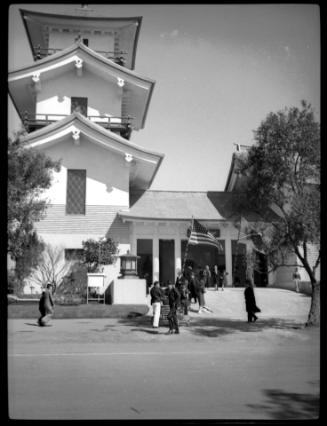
[182,216,194,275]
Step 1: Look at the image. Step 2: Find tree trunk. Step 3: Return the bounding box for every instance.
[306,280,320,326]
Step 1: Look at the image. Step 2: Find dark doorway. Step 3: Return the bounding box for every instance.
[232,240,247,286]
[253,251,268,286]
[137,239,153,292]
[159,240,175,285]
[181,240,222,275]
[71,97,88,116]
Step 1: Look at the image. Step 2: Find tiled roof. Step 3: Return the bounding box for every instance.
[119,191,273,222]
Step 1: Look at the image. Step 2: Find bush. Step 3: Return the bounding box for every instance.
[57,263,88,298]
[7,270,23,295]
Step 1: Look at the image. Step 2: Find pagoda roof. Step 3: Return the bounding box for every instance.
[119,191,276,222]
[8,42,155,130]
[20,8,142,70]
[21,112,164,190]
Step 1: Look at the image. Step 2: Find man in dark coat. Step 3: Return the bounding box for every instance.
[38,283,55,326]
[244,279,260,323]
[166,281,181,334]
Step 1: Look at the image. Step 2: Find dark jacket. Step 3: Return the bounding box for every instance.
[175,275,184,291]
[39,289,54,315]
[167,287,180,308]
[244,286,257,313]
[179,285,189,303]
[150,286,164,304]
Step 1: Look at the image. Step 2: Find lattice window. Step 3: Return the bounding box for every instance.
[66,169,86,215]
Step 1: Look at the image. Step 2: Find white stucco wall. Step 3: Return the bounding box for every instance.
[36,69,122,119]
[39,135,130,206]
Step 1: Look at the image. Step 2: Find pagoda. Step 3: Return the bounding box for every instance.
[8,8,164,295]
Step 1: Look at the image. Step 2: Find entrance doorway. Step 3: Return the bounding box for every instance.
[137,239,153,292]
[159,240,175,285]
[181,240,223,276]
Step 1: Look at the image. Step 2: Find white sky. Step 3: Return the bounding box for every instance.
[8,4,320,191]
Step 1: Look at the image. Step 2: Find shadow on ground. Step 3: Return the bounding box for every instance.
[117,316,305,338]
[247,388,319,419]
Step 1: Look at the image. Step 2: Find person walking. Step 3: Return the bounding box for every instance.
[166,281,181,334]
[244,279,261,323]
[150,281,164,329]
[195,271,213,314]
[38,283,55,326]
[292,268,301,292]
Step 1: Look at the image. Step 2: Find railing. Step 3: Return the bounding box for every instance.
[23,112,133,138]
[33,45,128,65]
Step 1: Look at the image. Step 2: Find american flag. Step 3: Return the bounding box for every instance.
[188,219,223,250]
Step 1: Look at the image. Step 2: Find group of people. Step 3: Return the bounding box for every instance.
[201,265,229,291]
[37,266,262,330]
[150,265,262,333]
[150,265,234,334]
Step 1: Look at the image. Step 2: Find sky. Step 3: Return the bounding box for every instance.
[8,3,320,191]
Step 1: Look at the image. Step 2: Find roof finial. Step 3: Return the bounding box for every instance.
[75,4,94,15]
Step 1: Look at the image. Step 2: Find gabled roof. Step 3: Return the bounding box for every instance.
[8,42,155,130]
[20,9,142,70]
[21,113,164,190]
[119,190,274,222]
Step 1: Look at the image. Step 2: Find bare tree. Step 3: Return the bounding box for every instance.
[31,244,72,290]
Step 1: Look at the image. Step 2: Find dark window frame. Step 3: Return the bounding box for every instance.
[71,96,88,116]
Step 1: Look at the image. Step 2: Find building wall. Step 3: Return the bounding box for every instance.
[48,29,115,54]
[36,69,122,119]
[24,133,132,292]
[272,246,320,294]
[131,220,240,285]
[39,135,130,206]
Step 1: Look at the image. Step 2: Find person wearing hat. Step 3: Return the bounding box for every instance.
[38,283,55,326]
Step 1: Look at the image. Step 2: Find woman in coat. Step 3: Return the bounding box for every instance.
[244,279,260,323]
[38,283,55,326]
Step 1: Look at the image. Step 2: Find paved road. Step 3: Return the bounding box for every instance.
[8,289,320,420]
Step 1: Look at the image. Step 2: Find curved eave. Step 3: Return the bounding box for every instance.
[118,214,224,223]
[9,42,155,86]
[22,112,164,160]
[224,153,237,191]
[8,43,155,129]
[20,9,143,70]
